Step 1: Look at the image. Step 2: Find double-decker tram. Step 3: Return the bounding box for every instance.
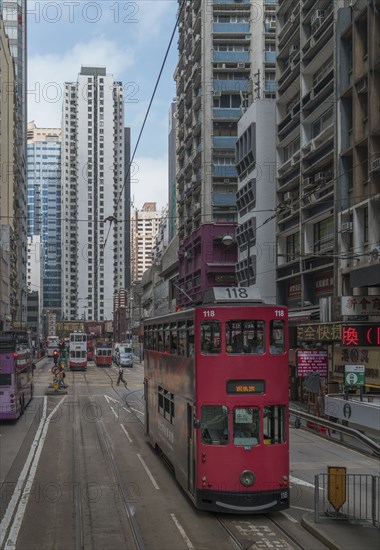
[95,342,112,367]
[46,335,59,357]
[69,332,87,370]
[0,331,34,419]
[144,287,289,513]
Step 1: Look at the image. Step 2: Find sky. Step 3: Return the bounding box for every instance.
[27,0,178,210]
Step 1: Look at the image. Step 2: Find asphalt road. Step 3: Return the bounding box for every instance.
[1,358,378,550]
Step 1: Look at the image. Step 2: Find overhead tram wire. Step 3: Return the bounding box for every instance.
[102,0,187,251]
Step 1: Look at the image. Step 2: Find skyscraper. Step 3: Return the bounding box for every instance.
[174,0,277,305]
[61,66,127,321]
[1,0,27,327]
[27,122,62,312]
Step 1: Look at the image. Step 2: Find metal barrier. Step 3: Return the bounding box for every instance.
[289,406,380,457]
[315,473,380,527]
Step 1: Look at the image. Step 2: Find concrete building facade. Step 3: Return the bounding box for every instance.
[175,0,278,305]
[61,66,126,321]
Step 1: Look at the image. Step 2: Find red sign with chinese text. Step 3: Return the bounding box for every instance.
[297,350,328,378]
[342,325,380,347]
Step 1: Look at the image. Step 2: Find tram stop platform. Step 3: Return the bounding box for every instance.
[302,512,380,550]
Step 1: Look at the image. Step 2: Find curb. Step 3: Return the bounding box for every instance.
[301,513,341,550]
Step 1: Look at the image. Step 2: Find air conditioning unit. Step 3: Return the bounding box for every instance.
[245,35,251,40]
[310,36,316,47]
[223,178,230,183]
[341,222,353,233]
[356,78,368,93]
[194,202,201,211]
[370,245,380,260]
[315,172,326,183]
[311,10,325,26]
[371,157,380,172]
[303,177,314,189]
[289,44,298,56]
[237,63,245,69]
[213,91,221,97]
[310,89,315,100]
[284,191,293,203]
[191,174,197,182]
[310,140,316,151]
[269,21,276,29]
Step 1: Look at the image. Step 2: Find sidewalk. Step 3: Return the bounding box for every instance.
[302,512,380,550]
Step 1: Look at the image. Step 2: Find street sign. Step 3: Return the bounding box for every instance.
[344,364,365,387]
[328,466,347,511]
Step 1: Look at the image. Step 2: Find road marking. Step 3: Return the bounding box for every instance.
[122,406,131,414]
[130,406,144,416]
[121,424,133,443]
[0,397,48,548]
[136,453,159,490]
[3,396,67,549]
[289,475,314,488]
[170,514,195,550]
[280,511,298,523]
[110,406,118,420]
[104,394,111,404]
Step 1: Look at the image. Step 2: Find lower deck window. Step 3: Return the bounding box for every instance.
[158,386,175,425]
[201,405,229,445]
[263,405,286,444]
[233,407,260,446]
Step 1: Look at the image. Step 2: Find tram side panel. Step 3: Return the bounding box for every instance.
[144,351,195,494]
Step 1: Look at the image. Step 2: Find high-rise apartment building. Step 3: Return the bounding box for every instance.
[175,0,277,305]
[275,1,345,317]
[0,16,15,330]
[131,203,161,283]
[1,0,28,327]
[27,122,62,312]
[336,0,380,295]
[61,66,126,321]
[275,0,380,317]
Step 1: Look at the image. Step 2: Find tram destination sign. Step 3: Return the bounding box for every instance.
[227,380,265,394]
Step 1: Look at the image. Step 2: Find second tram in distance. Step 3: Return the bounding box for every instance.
[69,332,87,370]
[144,287,289,514]
[95,342,112,367]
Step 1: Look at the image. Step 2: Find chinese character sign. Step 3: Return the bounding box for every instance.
[342,325,380,347]
[341,296,380,316]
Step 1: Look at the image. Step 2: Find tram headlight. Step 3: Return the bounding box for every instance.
[240,470,256,487]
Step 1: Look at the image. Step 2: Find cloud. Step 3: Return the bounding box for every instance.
[28,37,135,127]
[132,156,168,211]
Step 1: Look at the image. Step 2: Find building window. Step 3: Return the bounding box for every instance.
[363,206,369,243]
[314,217,334,252]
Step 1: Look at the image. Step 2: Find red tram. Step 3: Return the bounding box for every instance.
[144,287,289,513]
[95,343,112,367]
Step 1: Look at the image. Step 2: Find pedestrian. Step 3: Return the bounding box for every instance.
[53,349,59,365]
[116,366,127,387]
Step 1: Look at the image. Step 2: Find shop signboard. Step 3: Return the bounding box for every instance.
[341,296,380,317]
[344,364,365,387]
[297,350,328,378]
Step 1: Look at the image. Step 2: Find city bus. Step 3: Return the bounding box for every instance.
[46,335,59,357]
[95,342,112,367]
[143,287,289,514]
[0,332,34,419]
[69,332,87,370]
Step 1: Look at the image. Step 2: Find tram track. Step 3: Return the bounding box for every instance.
[80,370,146,550]
[71,370,85,550]
[215,512,308,550]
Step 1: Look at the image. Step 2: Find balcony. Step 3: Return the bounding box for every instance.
[213,24,250,34]
[213,136,237,149]
[213,79,250,93]
[213,165,238,178]
[213,51,250,64]
[213,108,241,120]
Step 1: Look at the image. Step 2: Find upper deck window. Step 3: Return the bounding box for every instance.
[201,321,221,354]
[269,320,285,354]
[226,320,265,354]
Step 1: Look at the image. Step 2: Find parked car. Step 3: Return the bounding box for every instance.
[117,351,133,368]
